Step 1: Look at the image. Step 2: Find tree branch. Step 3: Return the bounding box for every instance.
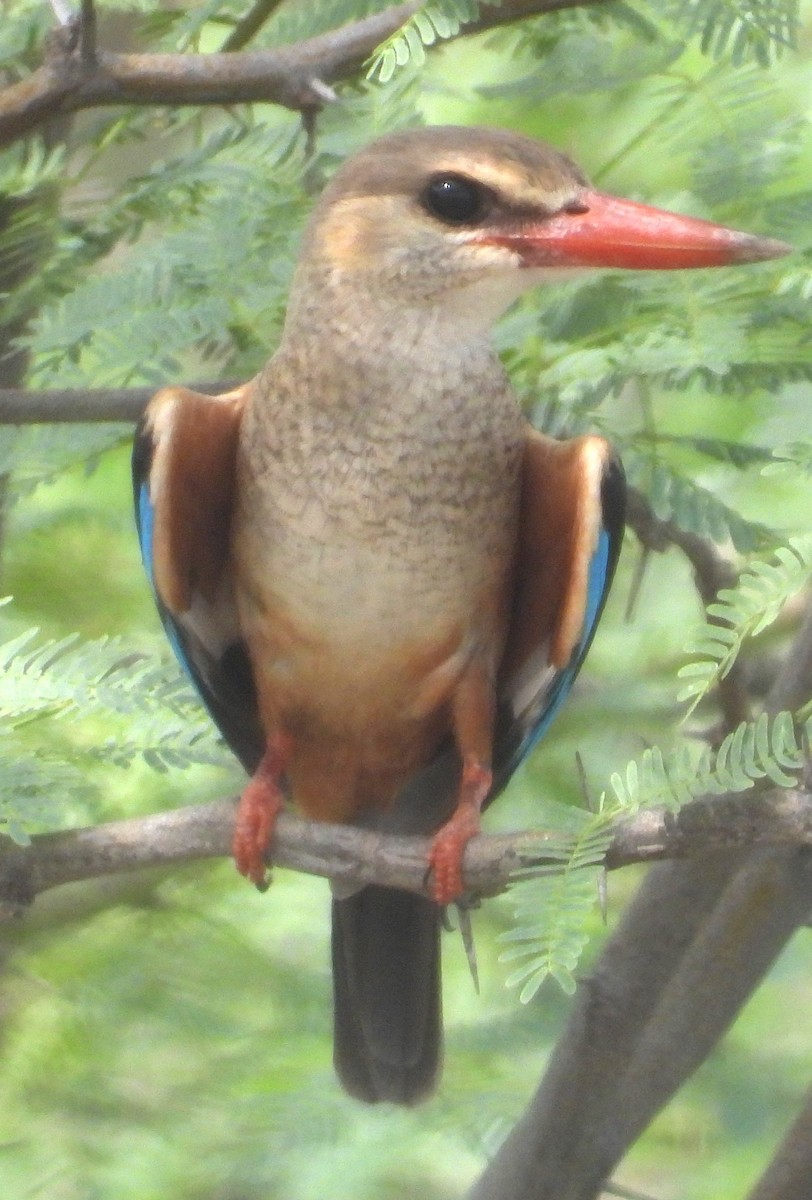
[468,598,812,1200]
[624,486,737,598]
[468,843,812,1200]
[79,0,98,67]
[0,4,416,149]
[0,384,237,424]
[747,1083,812,1200]
[2,785,812,919]
[220,0,288,53]
[0,0,610,150]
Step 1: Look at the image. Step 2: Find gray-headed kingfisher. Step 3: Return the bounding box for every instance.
[133,125,788,1105]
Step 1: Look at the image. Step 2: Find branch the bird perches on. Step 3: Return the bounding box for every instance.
[2,785,811,918]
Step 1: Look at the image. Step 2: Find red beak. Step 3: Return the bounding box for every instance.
[481,189,791,270]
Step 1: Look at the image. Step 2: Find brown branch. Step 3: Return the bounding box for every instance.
[220,0,288,53]
[624,486,737,598]
[0,4,418,149]
[574,599,812,1194]
[467,601,812,1200]
[2,785,812,919]
[468,0,613,33]
[468,842,812,1200]
[0,0,611,150]
[79,0,98,67]
[0,383,238,424]
[747,1083,812,1200]
[765,597,812,715]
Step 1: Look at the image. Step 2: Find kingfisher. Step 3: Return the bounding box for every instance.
[132,125,788,1105]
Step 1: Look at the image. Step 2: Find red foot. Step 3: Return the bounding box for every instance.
[233,732,293,891]
[427,760,492,906]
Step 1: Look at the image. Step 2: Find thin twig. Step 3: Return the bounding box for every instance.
[0,383,238,424]
[220,0,288,53]
[79,0,97,66]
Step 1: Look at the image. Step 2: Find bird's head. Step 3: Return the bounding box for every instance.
[297,125,789,330]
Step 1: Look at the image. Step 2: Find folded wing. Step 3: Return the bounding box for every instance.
[493,429,626,791]
[132,384,263,773]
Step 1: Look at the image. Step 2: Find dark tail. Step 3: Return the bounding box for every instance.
[331,885,442,1104]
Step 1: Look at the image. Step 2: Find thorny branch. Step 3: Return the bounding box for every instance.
[2,785,812,919]
[0,0,611,150]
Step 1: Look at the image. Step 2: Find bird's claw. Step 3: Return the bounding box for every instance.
[233,772,284,891]
[426,804,481,906]
[232,732,293,890]
[425,759,491,905]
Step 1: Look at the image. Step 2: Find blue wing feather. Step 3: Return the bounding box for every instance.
[137,483,155,585]
[133,446,198,686]
[492,452,625,795]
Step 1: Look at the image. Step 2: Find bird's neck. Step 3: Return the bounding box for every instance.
[275,263,514,401]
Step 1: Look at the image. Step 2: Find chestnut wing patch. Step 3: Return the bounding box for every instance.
[133,384,263,773]
[493,428,626,791]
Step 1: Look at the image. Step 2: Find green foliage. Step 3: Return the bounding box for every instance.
[0,624,200,737]
[674,0,800,65]
[0,744,90,842]
[0,424,132,497]
[626,454,772,551]
[502,709,806,1001]
[500,802,612,1000]
[765,438,812,477]
[679,537,812,712]
[648,433,776,470]
[776,264,812,300]
[368,0,801,82]
[610,710,807,804]
[24,123,307,386]
[0,617,228,843]
[367,1,483,82]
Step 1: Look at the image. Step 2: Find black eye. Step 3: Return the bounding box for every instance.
[422,174,489,225]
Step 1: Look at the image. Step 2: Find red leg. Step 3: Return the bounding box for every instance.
[233,730,293,891]
[427,756,493,906]
[426,657,496,905]
[427,657,496,905]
